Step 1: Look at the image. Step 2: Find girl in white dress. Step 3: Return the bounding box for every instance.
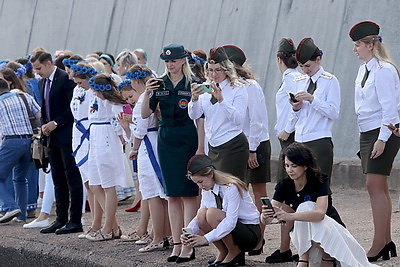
[70,62,103,238]
[118,65,170,252]
[85,74,126,241]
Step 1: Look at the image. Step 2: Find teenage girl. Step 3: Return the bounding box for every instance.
[85,73,127,241]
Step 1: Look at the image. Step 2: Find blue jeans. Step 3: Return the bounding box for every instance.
[0,137,31,220]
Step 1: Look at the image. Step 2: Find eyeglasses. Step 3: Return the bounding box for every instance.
[207,68,224,73]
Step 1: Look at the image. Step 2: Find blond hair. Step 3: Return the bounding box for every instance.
[360,35,400,77]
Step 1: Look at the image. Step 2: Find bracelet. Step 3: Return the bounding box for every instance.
[132,149,138,154]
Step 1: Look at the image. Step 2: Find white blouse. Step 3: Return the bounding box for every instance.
[188,79,248,147]
[242,79,269,151]
[187,183,259,243]
[289,67,341,143]
[354,57,400,141]
[275,68,302,136]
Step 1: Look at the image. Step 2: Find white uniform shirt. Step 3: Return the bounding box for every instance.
[187,183,260,243]
[355,57,400,141]
[188,79,248,147]
[289,67,340,143]
[275,68,302,136]
[242,79,269,151]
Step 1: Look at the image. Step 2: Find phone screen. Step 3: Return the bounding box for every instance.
[261,197,275,214]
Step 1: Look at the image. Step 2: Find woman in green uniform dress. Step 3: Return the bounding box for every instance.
[141,44,199,263]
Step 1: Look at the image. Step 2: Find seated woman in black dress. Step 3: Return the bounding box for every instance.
[181,155,260,267]
[261,143,377,267]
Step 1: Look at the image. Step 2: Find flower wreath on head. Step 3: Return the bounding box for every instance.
[0,61,8,70]
[192,55,206,66]
[15,63,27,78]
[88,76,113,91]
[126,70,150,80]
[62,58,81,68]
[118,80,132,91]
[71,64,98,76]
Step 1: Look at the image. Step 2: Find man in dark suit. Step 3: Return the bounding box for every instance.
[31,51,83,234]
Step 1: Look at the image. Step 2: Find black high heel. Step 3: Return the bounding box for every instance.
[216,252,245,267]
[248,239,265,256]
[386,241,397,257]
[322,258,337,266]
[167,242,181,262]
[367,245,390,262]
[176,248,195,263]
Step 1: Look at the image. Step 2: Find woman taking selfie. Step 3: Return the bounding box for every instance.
[261,143,377,267]
[349,21,400,262]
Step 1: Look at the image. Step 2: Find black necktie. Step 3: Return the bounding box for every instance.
[361,65,370,88]
[307,79,316,95]
[213,192,223,209]
[210,95,218,105]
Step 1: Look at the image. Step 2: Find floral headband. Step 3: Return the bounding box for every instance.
[62,58,81,67]
[88,76,113,91]
[15,63,27,78]
[126,70,150,80]
[118,80,132,91]
[71,64,98,76]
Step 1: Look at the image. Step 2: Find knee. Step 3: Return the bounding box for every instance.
[197,208,208,227]
[206,208,225,228]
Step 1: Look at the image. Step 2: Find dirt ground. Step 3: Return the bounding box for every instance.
[1,185,400,267]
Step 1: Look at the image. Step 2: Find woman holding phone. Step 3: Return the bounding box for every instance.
[349,21,400,262]
[261,143,377,267]
[141,44,199,262]
[182,154,260,267]
[188,46,249,181]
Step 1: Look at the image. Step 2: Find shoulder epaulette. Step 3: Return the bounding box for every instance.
[294,75,308,81]
[321,72,334,79]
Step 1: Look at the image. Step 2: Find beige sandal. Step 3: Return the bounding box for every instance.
[138,241,165,252]
[113,226,122,239]
[120,231,142,242]
[86,230,113,241]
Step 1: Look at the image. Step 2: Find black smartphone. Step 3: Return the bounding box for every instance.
[383,123,397,131]
[289,92,299,103]
[155,78,165,90]
[261,197,275,214]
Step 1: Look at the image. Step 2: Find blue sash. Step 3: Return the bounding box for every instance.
[73,121,111,167]
[143,127,163,186]
[71,117,89,157]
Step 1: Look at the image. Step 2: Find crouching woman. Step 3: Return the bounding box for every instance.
[261,143,378,267]
[181,155,260,267]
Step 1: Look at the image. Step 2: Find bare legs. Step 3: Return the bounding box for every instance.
[168,196,198,258]
[147,197,170,244]
[89,185,118,234]
[85,181,102,230]
[366,173,391,256]
[250,182,267,250]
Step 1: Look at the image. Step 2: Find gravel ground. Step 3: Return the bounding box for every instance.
[0,185,400,267]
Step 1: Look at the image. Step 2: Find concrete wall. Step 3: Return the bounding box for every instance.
[1,0,400,159]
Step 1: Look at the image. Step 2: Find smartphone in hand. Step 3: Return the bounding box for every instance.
[261,197,275,214]
[182,227,193,237]
[122,104,132,114]
[198,83,214,93]
[289,92,299,103]
[155,78,165,90]
[383,123,397,131]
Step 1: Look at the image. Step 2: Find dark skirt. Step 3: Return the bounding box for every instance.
[246,140,271,183]
[157,122,198,197]
[302,138,333,184]
[231,222,261,252]
[277,132,295,179]
[360,128,400,176]
[208,132,249,181]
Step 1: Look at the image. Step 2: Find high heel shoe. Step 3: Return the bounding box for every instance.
[386,241,397,257]
[216,252,245,266]
[167,242,182,262]
[367,245,390,262]
[248,239,265,256]
[175,248,195,263]
[296,259,309,267]
[125,200,141,212]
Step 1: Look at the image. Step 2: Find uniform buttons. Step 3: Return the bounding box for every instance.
[297,194,300,197]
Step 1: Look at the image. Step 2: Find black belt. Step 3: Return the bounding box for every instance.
[3,134,32,140]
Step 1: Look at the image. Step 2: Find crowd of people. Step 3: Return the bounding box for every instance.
[0,20,399,266]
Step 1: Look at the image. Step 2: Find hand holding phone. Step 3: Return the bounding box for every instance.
[261,197,275,214]
[155,78,165,90]
[289,92,299,103]
[198,83,214,94]
[383,123,397,131]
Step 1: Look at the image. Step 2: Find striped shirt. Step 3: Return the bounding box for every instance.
[0,91,40,136]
